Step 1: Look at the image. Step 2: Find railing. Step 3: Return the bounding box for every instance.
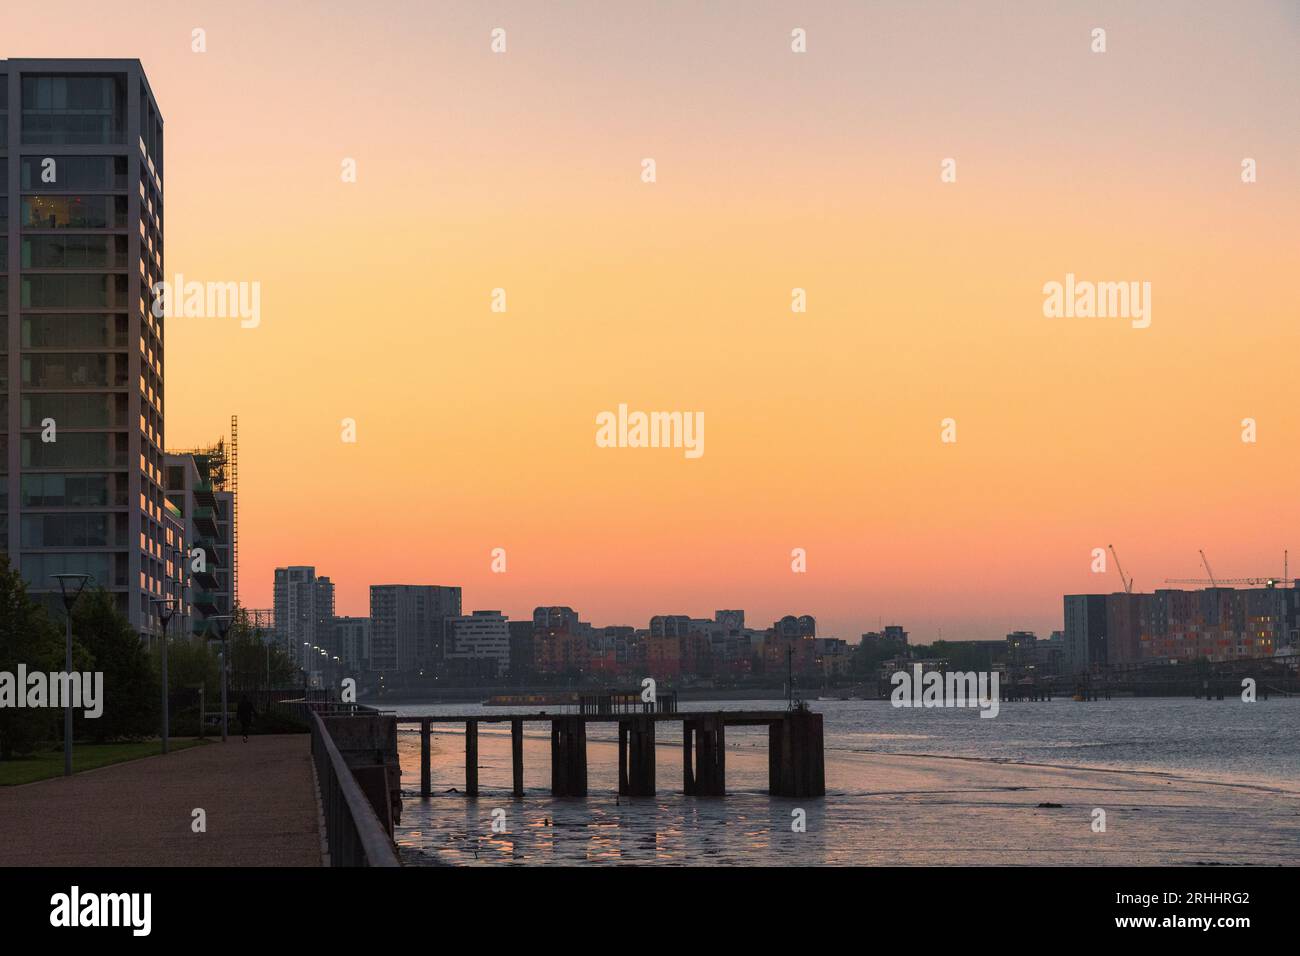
[277,697,381,726]
[308,712,400,868]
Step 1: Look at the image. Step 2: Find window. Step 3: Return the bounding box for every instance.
[19,155,127,190]
[21,473,116,507]
[21,274,128,309]
[21,552,120,589]
[22,393,120,428]
[23,352,126,388]
[21,513,113,548]
[21,75,127,145]
[21,195,127,229]
[22,314,127,348]
[22,235,127,269]
[21,432,127,468]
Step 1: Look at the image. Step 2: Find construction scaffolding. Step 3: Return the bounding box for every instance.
[172,418,239,617]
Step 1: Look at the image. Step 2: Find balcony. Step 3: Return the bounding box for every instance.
[193,536,223,567]
[193,567,219,591]
[193,506,218,538]
[193,481,218,509]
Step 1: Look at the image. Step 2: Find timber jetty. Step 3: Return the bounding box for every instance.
[401,699,825,800]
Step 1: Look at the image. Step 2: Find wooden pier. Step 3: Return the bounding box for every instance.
[403,709,825,800]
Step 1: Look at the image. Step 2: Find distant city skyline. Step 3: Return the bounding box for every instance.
[260,560,1296,685]
[262,559,1299,657]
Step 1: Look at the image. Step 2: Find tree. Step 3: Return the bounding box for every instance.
[224,609,296,694]
[850,638,907,677]
[158,637,220,695]
[72,589,159,742]
[0,556,63,760]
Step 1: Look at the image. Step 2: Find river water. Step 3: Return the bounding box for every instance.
[380,697,1300,865]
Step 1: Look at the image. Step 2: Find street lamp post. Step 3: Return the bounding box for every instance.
[52,573,90,777]
[210,615,234,742]
[151,598,176,754]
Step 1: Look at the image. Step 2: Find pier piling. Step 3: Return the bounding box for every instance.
[511,718,524,798]
[465,720,479,797]
[682,721,696,795]
[550,716,588,797]
[691,717,726,796]
[618,722,629,794]
[619,716,655,796]
[768,711,825,798]
[420,719,431,798]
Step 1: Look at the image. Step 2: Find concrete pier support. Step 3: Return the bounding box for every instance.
[465,720,479,797]
[691,717,726,796]
[618,717,655,796]
[511,718,524,799]
[618,722,629,794]
[682,722,696,795]
[420,719,431,797]
[768,711,825,798]
[550,717,587,797]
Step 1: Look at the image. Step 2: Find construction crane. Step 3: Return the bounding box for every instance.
[1107,544,1133,594]
[1164,549,1296,588]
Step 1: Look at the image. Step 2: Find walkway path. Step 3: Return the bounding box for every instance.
[0,735,322,866]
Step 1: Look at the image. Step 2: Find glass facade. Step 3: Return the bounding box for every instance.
[0,148,5,542]
[20,75,127,145]
[3,60,166,631]
[19,154,127,190]
[21,195,128,229]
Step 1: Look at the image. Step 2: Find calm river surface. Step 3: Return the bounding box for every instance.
[377,697,1299,866]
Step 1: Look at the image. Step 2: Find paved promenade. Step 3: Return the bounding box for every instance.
[0,735,323,866]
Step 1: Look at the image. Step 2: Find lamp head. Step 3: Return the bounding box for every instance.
[51,573,91,611]
[150,596,176,624]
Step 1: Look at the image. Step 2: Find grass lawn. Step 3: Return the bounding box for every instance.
[0,739,207,786]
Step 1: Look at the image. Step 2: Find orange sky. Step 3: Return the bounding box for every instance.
[8,1,1297,640]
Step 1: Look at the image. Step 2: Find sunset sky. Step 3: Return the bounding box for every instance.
[8,1,1296,641]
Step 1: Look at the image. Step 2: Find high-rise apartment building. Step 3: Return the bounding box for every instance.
[1064,594,1108,673]
[1064,584,1299,671]
[160,498,188,643]
[2,60,168,634]
[445,610,510,674]
[164,440,234,636]
[273,566,335,671]
[369,585,461,673]
[333,615,370,672]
